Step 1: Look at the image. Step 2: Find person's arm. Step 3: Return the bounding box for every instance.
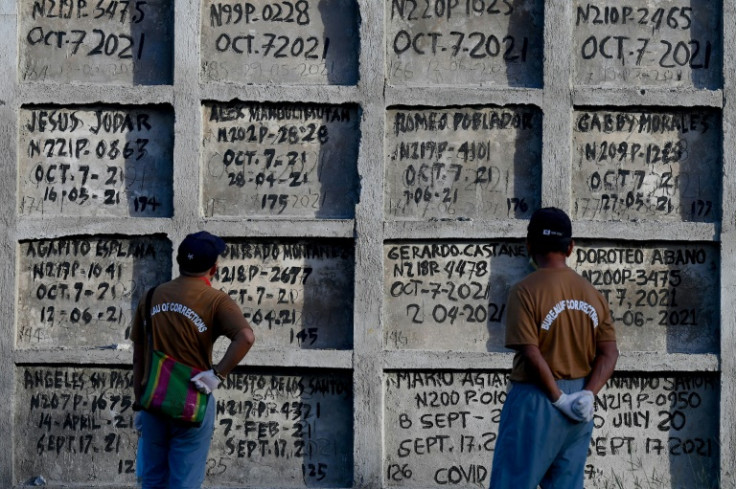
[517,344,563,401]
[215,326,255,376]
[192,299,256,394]
[583,341,619,394]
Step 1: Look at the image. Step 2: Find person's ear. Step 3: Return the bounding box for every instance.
[566,240,575,257]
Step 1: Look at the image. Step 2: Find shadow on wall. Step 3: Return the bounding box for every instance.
[483,105,542,352]
[132,1,174,85]
[318,0,361,86]
[314,105,361,219]
[667,107,722,226]
[294,368,354,488]
[510,106,542,220]
[122,105,174,218]
[663,241,719,355]
[124,235,173,343]
[689,0,722,90]
[596,373,720,489]
[505,0,544,89]
[129,0,174,217]
[209,367,355,487]
[483,241,533,353]
[299,240,355,351]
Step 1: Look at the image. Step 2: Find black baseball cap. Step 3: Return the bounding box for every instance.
[527,207,572,244]
[176,231,226,273]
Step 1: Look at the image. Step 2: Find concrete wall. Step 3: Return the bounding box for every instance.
[1,0,735,488]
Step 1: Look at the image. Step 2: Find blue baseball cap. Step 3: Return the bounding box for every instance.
[176,231,226,273]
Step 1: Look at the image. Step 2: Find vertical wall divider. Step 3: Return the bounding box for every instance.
[172,0,203,255]
[352,2,386,487]
[720,0,736,484]
[0,0,18,486]
[542,0,574,210]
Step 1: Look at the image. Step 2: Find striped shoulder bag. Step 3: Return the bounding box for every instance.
[139,287,209,426]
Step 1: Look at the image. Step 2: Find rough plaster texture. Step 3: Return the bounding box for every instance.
[2,0,736,488]
[573,240,720,354]
[201,0,360,85]
[17,236,171,349]
[201,102,360,219]
[17,105,175,218]
[573,0,723,89]
[15,366,139,484]
[19,0,174,85]
[15,366,353,487]
[571,108,722,223]
[384,372,719,488]
[383,240,529,352]
[385,106,542,220]
[216,239,355,350]
[385,0,544,87]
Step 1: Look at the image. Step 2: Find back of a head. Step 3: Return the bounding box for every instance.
[527,207,572,255]
[176,231,226,275]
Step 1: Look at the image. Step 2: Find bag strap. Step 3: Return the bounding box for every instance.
[142,286,157,383]
[143,286,157,350]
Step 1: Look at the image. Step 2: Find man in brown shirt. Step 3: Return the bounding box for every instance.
[131,231,255,489]
[489,208,618,489]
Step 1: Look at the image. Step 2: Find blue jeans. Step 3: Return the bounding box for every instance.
[138,395,215,489]
[489,379,594,489]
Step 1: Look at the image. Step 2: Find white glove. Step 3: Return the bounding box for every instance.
[191,369,220,394]
[552,392,586,422]
[572,390,595,422]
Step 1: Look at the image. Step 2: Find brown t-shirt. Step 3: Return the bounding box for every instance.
[131,276,249,372]
[505,267,616,382]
